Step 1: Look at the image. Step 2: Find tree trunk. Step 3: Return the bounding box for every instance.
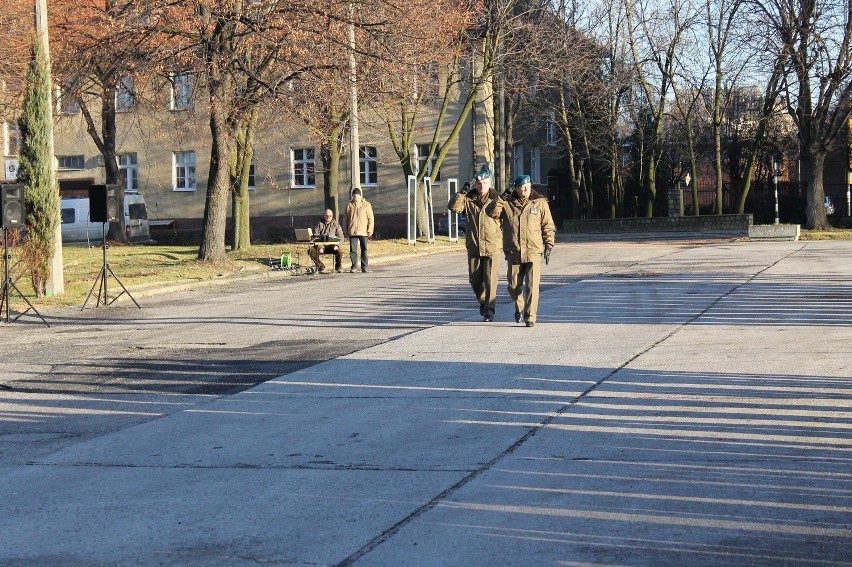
[320,127,342,219]
[712,69,723,215]
[609,137,618,218]
[198,95,234,263]
[230,105,258,251]
[102,83,128,243]
[802,147,829,229]
[645,153,657,217]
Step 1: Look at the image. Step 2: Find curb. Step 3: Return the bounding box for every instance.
[121,243,465,301]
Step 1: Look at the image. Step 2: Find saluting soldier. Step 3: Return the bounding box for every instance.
[448,170,503,322]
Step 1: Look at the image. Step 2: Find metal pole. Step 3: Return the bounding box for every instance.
[347,2,360,194]
[2,228,9,323]
[773,158,779,225]
[847,171,851,217]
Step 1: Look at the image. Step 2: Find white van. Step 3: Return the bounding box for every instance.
[61,193,151,244]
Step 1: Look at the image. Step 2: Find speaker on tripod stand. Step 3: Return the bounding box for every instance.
[1,183,48,326]
[82,184,140,310]
[1,184,24,228]
[89,184,119,224]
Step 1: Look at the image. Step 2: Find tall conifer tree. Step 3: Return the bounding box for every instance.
[18,34,58,297]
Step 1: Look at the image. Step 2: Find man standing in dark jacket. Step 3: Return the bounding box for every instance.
[448,170,503,322]
[494,175,555,327]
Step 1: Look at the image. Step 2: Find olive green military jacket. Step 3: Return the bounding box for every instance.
[494,190,556,264]
[448,188,503,257]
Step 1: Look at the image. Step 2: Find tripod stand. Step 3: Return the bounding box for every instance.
[1,227,49,327]
[81,223,140,310]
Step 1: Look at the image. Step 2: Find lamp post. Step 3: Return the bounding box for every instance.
[347,2,360,197]
[772,158,780,225]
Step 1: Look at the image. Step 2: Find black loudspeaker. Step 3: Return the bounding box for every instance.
[1,184,25,228]
[89,184,119,223]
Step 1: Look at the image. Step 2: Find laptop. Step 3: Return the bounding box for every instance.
[294,228,313,242]
[312,235,340,243]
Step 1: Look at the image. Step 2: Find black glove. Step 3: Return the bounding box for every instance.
[461,182,470,192]
[544,245,552,265]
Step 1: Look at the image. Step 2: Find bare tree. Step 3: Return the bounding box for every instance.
[704,0,745,213]
[753,0,852,229]
[363,0,474,235]
[51,0,162,243]
[671,65,707,215]
[625,0,693,216]
[0,1,30,118]
[149,1,325,262]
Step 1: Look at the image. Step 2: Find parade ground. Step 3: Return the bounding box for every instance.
[1,236,850,566]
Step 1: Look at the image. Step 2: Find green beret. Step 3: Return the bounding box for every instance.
[475,171,491,181]
[512,175,531,187]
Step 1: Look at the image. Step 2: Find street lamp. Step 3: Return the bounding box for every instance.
[847,170,851,218]
[772,158,780,225]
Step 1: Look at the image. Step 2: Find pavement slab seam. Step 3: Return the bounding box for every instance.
[339,243,810,565]
[3,238,850,566]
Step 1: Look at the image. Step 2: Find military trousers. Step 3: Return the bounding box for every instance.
[506,259,542,323]
[468,255,500,317]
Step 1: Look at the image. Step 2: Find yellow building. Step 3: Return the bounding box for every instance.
[33,70,495,241]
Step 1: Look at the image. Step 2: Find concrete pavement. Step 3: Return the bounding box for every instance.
[1,237,851,566]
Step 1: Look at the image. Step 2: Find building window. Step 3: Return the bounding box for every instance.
[416,143,440,181]
[531,146,541,184]
[546,109,557,145]
[173,151,196,191]
[415,63,440,100]
[291,148,315,187]
[57,79,80,115]
[4,121,21,156]
[512,144,524,177]
[248,160,256,190]
[119,153,139,193]
[171,73,194,111]
[57,155,85,170]
[360,146,377,186]
[115,76,137,112]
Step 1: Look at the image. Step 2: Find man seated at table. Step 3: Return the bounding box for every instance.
[308,209,345,273]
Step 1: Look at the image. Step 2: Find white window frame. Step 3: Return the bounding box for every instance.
[416,143,440,181]
[291,148,315,188]
[360,146,378,186]
[530,146,541,184]
[414,62,440,100]
[115,76,137,112]
[173,151,196,191]
[248,160,256,190]
[546,109,557,145]
[57,155,85,170]
[512,143,524,177]
[119,153,139,193]
[56,80,81,115]
[171,73,194,111]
